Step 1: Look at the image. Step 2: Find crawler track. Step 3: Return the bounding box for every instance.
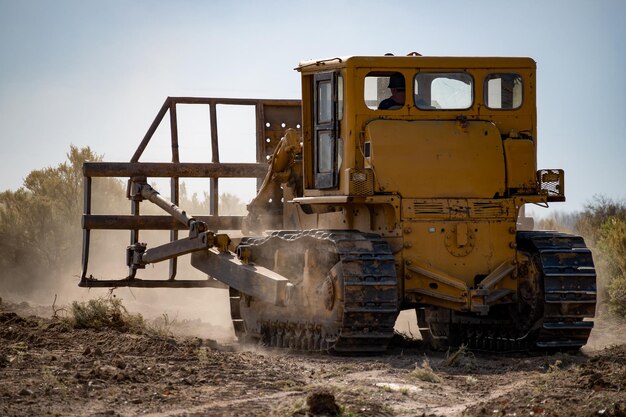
[419,231,597,352]
[518,231,596,350]
[229,230,399,354]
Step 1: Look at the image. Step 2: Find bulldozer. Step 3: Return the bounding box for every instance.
[80,54,596,354]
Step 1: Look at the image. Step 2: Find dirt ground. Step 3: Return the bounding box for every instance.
[1,299,625,417]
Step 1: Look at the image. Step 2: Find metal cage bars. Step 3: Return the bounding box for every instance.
[81,96,301,284]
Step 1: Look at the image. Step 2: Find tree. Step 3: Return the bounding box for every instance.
[575,195,626,245]
[0,146,125,295]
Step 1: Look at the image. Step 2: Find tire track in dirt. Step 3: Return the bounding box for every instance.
[139,391,302,417]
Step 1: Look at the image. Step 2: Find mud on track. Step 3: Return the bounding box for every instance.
[1,301,625,417]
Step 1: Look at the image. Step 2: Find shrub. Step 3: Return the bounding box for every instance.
[598,217,626,318]
[410,358,443,383]
[70,296,145,332]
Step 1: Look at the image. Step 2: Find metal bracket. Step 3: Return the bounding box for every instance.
[127,232,215,272]
[469,288,490,315]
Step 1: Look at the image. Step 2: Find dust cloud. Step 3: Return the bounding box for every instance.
[1,274,236,344]
[0,222,237,343]
[585,313,626,351]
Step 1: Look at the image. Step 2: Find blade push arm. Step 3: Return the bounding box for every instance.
[125,178,211,275]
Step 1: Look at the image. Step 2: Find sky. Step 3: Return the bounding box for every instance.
[0,0,625,216]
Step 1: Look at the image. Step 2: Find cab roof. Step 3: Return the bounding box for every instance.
[296,55,536,73]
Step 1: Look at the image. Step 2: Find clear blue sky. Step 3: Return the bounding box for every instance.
[1,0,624,214]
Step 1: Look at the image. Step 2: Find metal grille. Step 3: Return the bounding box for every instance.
[403,200,448,219]
[402,199,515,220]
[537,169,564,198]
[348,169,374,195]
[471,201,507,217]
[410,201,446,215]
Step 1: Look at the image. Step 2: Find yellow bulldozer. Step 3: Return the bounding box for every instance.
[80,54,596,353]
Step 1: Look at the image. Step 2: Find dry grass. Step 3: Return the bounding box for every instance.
[442,344,468,367]
[442,344,478,370]
[147,312,175,337]
[69,296,145,332]
[410,358,443,383]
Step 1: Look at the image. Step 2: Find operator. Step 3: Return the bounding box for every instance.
[378,73,405,110]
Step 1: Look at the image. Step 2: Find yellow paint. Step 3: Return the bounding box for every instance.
[366,120,505,198]
[293,55,557,313]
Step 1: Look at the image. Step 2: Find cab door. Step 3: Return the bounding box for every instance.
[313,72,339,189]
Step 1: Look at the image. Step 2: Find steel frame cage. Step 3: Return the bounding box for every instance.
[80,96,301,287]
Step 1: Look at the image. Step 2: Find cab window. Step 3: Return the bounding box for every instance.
[364,72,406,110]
[485,73,523,109]
[317,80,332,122]
[414,73,473,110]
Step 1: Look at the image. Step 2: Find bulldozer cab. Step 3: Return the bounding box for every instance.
[297,56,540,200]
